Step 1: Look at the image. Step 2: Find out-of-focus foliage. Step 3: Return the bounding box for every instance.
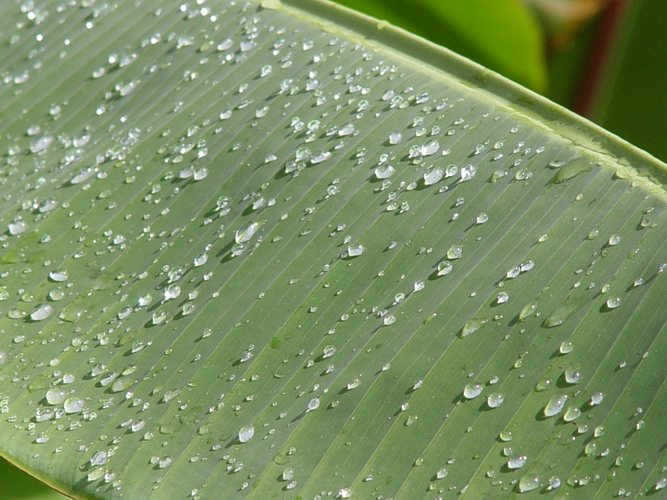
[333,0,547,91]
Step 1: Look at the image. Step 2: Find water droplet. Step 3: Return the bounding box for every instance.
[495,292,509,305]
[543,394,568,417]
[446,245,463,260]
[563,406,581,422]
[338,487,352,499]
[487,393,504,408]
[436,467,448,479]
[499,430,513,442]
[463,383,483,399]
[30,304,53,321]
[164,284,181,300]
[506,266,521,279]
[547,476,561,491]
[589,392,604,406]
[278,467,294,482]
[47,270,68,283]
[346,244,365,258]
[518,475,540,493]
[460,165,476,182]
[608,234,621,246]
[518,302,537,321]
[8,220,27,235]
[520,260,535,272]
[543,303,577,328]
[423,168,444,186]
[137,293,153,307]
[307,398,320,411]
[420,140,439,156]
[388,132,402,144]
[605,297,621,309]
[461,319,485,337]
[506,455,527,470]
[90,451,108,467]
[64,397,84,414]
[564,366,582,384]
[238,425,254,443]
[46,388,67,405]
[151,311,166,325]
[475,212,488,225]
[346,378,361,390]
[111,376,133,393]
[374,165,395,179]
[235,222,260,244]
[551,157,591,183]
[559,341,574,354]
[322,345,336,359]
[383,314,396,326]
[437,260,453,276]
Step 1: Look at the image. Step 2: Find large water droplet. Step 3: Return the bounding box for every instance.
[564,366,582,384]
[46,388,67,405]
[518,475,540,492]
[423,168,443,186]
[506,455,527,470]
[235,222,260,244]
[238,425,254,443]
[30,304,53,321]
[486,393,504,408]
[543,394,567,417]
[463,383,483,399]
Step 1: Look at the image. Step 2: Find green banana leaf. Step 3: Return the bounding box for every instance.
[0,0,665,498]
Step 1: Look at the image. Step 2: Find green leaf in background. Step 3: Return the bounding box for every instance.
[0,458,63,500]
[590,0,667,162]
[0,0,665,498]
[332,0,548,91]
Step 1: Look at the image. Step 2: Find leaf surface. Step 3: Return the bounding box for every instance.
[0,0,665,498]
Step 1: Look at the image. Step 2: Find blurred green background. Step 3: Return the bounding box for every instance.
[1,0,665,498]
